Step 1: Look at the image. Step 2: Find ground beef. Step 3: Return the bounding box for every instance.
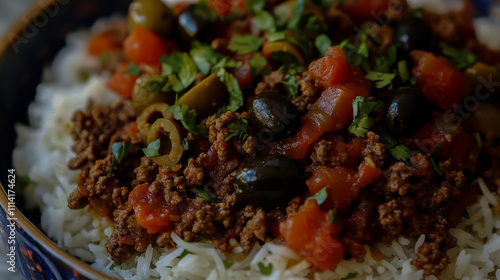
[254,70,284,95]
[292,71,321,112]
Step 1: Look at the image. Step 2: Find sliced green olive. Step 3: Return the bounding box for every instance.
[274,0,324,22]
[128,0,174,38]
[137,103,173,144]
[132,73,176,115]
[262,41,305,65]
[465,62,500,91]
[466,102,500,137]
[147,118,184,167]
[177,73,228,119]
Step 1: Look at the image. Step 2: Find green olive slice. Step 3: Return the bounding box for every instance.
[177,73,228,119]
[128,0,174,38]
[262,41,305,65]
[132,73,176,115]
[274,0,324,22]
[147,118,184,167]
[137,103,173,144]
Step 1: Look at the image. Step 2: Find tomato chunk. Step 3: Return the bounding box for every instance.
[309,46,353,89]
[411,50,471,110]
[124,26,167,65]
[106,63,138,99]
[341,0,391,22]
[280,200,344,271]
[88,32,121,56]
[128,184,179,234]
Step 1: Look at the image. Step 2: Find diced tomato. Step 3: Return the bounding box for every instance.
[341,0,391,22]
[233,62,254,89]
[128,184,179,234]
[352,161,381,194]
[410,124,451,158]
[173,3,191,15]
[274,81,369,159]
[87,32,121,56]
[449,133,474,166]
[124,26,167,65]
[106,63,138,98]
[411,50,471,110]
[347,139,365,166]
[124,122,140,137]
[89,198,114,218]
[309,46,353,89]
[208,0,245,17]
[280,200,344,271]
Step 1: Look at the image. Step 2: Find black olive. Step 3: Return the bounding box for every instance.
[393,17,433,53]
[234,155,306,208]
[385,87,431,136]
[249,92,300,141]
[177,4,215,42]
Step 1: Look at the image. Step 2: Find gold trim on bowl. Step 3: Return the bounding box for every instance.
[0,1,117,279]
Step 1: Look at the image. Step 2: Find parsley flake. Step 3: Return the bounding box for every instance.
[126,63,142,76]
[225,118,249,142]
[181,139,190,151]
[379,130,411,162]
[428,156,444,176]
[440,43,476,69]
[308,187,328,205]
[398,60,409,83]
[341,272,358,280]
[463,210,470,219]
[349,96,385,137]
[330,208,339,225]
[17,175,35,191]
[109,142,134,176]
[365,71,396,89]
[249,53,268,77]
[228,34,264,55]
[110,264,118,271]
[217,69,244,112]
[315,34,332,56]
[192,185,219,203]
[475,132,483,148]
[142,139,161,158]
[179,250,192,260]
[268,31,286,42]
[258,262,273,276]
[255,10,275,31]
[223,260,234,269]
[168,104,207,135]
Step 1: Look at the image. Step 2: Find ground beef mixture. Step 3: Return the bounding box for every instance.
[67,0,500,277]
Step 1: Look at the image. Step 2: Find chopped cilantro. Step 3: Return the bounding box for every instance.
[315,34,332,56]
[143,76,165,94]
[442,129,455,134]
[168,104,207,135]
[308,187,328,205]
[365,71,396,89]
[255,10,275,31]
[410,76,418,85]
[379,130,411,162]
[287,0,305,30]
[413,8,424,18]
[228,34,264,55]
[440,43,476,70]
[79,69,90,82]
[249,53,268,77]
[181,139,190,151]
[217,69,244,112]
[109,264,117,271]
[463,210,470,219]
[268,31,286,42]
[179,250,192,260]
[109,142,134,176]
[330,208,339,225]
[437,143,443,150]
[282,76,299,99]
[17,175,35,191]
[246,0,265,11]
[428,156,443,176]
[190,42,241,75]
[225,118,249,142]
[398,60,409,83]
[475,132,483,148]
[314,0,334,8]
[223,260,234,269]
[176,53,197,92]
[160,53,185,75]
[126,63,142,76]
[341,272,358,280]
[373,44,397,73]
[192,185,219,203]
[142,139,161,158]
[339,40,366,67]
[257,262,273,276]
[349,96,385,137]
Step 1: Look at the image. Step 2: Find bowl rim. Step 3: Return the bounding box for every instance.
[0,1,117,279]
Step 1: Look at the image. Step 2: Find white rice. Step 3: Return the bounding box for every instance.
[13,19,500,280]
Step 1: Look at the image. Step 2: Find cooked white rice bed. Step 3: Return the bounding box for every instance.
[13,21,500,280]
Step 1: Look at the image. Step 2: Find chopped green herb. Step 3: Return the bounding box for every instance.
[379,130,411,162]
[228,34,264,55]
[282,76,300,99]
[168,104,207,135]
[109,264,117,271]
[365,71,396,89]
[339,40,367,67]
[413,8,424,18]
[246,0,265,11]
[192,185,219,203]
[268,31,287,42]
[249,53,268,77]
[463,210,470,219]
[356,32,369,58]
[410,76,418,85]
[440,43,476,70]
[181,139,190,151]
[217,69,244,112]
[179,250,192,260]
[341,272,358,280]
[255,10,275,31]
[314,0,334,8]
[287,0,305,30]
[109,142,134,176]
[100,51,110,66]
[475,132,483,148]
[315,34,332,56]
[308,187,328,205]
[398,60,409,83]
[330,208,339,225]
[428,156,444,176]
[160,52,188,76]
[442,129,455,134]
[79,69,90,82]
[126,63,142,76]
[177,53,197,91]
[349,96,385,137]
[190,43,224,75]
[17,175,35,191]
[143,76,165,94]
[225,118,249,142]
[373,45,397,73]
[257,262,273,276]
[142,139,161,158]
[223,260,234,269]
[437,143,443,150]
